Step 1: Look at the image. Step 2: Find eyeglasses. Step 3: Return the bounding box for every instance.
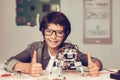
[44,29,65,38]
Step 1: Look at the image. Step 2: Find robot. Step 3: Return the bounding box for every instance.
[50,45,84,77]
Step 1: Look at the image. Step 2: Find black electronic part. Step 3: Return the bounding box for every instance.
[42,4,50,12]
[30,6,35,11]
[110,70,120,80]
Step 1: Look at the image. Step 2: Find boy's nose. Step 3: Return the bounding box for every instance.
[51,32,57,38]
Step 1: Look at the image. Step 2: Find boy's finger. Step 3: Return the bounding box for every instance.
[87,51,92,64]
[31,50,37,63]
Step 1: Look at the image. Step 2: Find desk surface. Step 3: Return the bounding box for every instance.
[0,69,116,80]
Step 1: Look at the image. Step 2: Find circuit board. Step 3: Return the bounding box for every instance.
[16,0,60,26]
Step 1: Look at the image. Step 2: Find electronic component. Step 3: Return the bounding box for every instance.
[16,0,60,26]
[1,73,12,77]
[110,70,120,80]
[50,45,84,77]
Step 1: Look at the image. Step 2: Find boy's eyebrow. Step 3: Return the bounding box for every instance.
[46,28,64,32]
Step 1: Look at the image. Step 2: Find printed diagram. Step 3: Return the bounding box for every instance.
[86,9,109,19]
[83,0,112,44]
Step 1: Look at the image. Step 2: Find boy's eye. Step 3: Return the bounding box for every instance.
[57,31,64,34]
[47,30,52,33]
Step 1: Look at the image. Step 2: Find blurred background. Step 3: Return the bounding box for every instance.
[0,0,120,69]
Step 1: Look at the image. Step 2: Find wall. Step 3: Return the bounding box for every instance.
[0,0,120,69]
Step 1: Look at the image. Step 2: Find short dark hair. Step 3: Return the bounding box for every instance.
[39,11,71,41]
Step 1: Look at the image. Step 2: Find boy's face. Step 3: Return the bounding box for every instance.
[44,23,65,50]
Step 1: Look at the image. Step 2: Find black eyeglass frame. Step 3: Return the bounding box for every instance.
[44,29,65,38]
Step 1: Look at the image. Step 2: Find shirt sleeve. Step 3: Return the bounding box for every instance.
[4,48,32,72]
[4,41,44,72]
[77,50,103,70]
[4,45,31,72]
[4,59,20,72]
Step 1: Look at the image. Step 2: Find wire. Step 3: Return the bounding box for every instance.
[98,68,117,74]
[102,68,117,72]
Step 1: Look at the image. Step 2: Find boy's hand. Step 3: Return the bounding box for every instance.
[30,50,42,77]
[87,52,100,77]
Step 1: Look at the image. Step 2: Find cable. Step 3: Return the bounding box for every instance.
[102,68,117,72]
